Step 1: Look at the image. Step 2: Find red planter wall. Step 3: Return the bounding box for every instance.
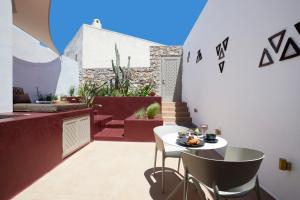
[124,115,163,142]
[93,96,162,120]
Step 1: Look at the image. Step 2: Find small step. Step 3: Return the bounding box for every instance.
[162,102,187,107]
[164,122,197,128]
[93,115,113,125]
[94,128,125,141]
[162,111,190,117]
[162,106,189,112]
[163,116,192,123]
[105,120,124,128]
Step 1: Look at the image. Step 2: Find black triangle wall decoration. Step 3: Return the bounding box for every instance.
[222,37,229,50]
[187,51,190,63]
[295,22,300,35]
[218,48,225,60]
[216,44,221,56]
[219,61,225,73]
[268,30,286,53]
[258,48,274,68]
[196,50,202,63]
[279,37,300,61]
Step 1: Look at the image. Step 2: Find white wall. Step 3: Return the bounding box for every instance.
[12,27,79,100]
[13,26,58,62]
[55,56,79,96]
[183,0,300,199]
[66,24,162,68]
[0,0,12,113]
[13,57,61,100]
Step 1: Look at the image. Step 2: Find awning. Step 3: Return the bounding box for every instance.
[12,0,58,53]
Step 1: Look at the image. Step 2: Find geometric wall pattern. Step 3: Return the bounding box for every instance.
[196,49,202,63]
[259,21,300,68]
[216,37,229,73]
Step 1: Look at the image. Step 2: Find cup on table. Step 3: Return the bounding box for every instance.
[206,133,216,140]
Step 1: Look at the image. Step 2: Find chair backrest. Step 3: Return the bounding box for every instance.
[182,146,264,191]
[153,125,189,152]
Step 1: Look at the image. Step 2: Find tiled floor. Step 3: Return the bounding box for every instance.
[13,141,274,200]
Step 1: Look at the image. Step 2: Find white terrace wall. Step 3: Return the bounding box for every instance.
[13,27,79,100]
[183,0,300,199]
[65,24,162,69]
[0,0,12,113]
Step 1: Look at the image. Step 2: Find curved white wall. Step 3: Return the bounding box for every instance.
[183,0,300,199]
[0,0,12,113]
[13,57,61,101]
[13,26,58,62]
[12,25,79,100]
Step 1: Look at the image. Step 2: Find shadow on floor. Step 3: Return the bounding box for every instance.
[144,167,275,200]
[144,167,201,200]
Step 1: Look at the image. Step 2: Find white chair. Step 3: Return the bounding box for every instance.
[153,125,189,193]
[182,146,264,200]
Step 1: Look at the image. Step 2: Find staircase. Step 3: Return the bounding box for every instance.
[93,117,125,141]
[162,102,195,127]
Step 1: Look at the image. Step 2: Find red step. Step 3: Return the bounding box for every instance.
[105,120,124,128]
[94,128,125,141]
[93,115,113,132]
[94,115,113,124]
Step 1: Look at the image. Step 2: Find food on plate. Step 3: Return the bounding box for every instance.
[187,136,200,145]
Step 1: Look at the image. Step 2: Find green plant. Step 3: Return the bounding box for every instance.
[69,85,75,97]
[134,107,146,119]
[111,44,131,90]
[137,84,154,96]
[36,87,57,101]
[146,102,161,119]
[78,81,103,107]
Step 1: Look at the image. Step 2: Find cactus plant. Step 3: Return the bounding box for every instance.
[111,44,131,90]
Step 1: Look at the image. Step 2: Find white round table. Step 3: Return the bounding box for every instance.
[161,132,228,150]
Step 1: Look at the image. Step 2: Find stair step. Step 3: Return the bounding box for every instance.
[105,120,124,128]
[162,111,190,117]
[163,116,192,123]
[93,115,113,125]
[162,102,187,107]
[164,122,197,128]
[162,107,189,112]
[94,128,125,141]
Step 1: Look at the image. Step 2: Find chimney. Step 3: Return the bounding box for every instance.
[92,19,102,29]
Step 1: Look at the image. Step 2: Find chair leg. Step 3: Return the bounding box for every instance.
[162,154,165,193]
[183,169,188,200]
[177,157,181,172]
[153,146,157,175]
[213,184,220,200]
[255,177,261,200]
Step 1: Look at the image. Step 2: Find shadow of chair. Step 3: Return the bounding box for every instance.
[144,167,201,200]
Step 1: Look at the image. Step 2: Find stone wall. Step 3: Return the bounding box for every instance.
[79,67,160,93]
[79,46,183,95]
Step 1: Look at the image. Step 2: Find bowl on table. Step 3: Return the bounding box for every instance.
[205,133,218,143]
[178,131,188,138]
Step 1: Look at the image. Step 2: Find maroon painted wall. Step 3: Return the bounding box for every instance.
[124,114,163,142]
[0,109,92,200]
[93,97,162,120]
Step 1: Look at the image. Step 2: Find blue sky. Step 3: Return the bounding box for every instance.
[50,0,207,54]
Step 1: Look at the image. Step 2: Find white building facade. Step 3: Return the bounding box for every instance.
[64,20,162,69]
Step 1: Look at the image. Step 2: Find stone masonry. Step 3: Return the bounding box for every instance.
[79,46,183,95]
